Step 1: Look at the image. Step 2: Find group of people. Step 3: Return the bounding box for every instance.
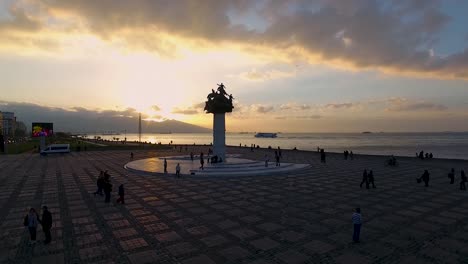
[416,168,467,190]
[23,206,52,245]
[447,168,467,190]
[94,170,125,204]
[417,150,434,160]
[386,155,398,166]
[343,150,354,160]
[263,147,283,167]
[360,169,376,189]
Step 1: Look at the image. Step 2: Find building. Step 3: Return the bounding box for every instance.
[0,111,16,137]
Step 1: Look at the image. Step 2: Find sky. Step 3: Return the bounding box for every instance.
[0,0,468,132]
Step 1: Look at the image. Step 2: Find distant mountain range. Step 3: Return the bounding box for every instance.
[0,100,211,134]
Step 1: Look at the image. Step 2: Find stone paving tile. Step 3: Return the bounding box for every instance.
[250,237,280,251]
[154,231,182,243]
[303,240,335,254]
[181,254,216,264]
[219,246,251,260]
[127,250,161,264]
[275,249,309,264]
[166,241,198,256]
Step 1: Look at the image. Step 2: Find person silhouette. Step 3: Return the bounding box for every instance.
[352,208,362,243]
[200,152,204,170]
[420,170,430,187]
[164,158,168,173]
[368,170,376,188]
[460,170,467,190]
[448,168,455,184]
[320,149,326,163]
[360,169,369,189]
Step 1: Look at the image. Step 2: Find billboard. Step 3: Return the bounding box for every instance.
[32,123,54,137]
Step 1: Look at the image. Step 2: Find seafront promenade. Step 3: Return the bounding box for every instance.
[1,147,468,263]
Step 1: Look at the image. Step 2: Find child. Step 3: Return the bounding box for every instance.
[352,208,362,243]
[176,163,181,178]
[116,184,125,204]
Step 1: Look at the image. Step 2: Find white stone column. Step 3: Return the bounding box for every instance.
[213,113,226,162]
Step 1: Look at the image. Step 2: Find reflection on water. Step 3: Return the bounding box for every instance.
[87,132,468,160]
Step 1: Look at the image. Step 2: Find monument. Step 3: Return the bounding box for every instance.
[124,83,309,176]
[204,83,234,162]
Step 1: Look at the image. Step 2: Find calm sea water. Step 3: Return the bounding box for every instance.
[88,132,468,160]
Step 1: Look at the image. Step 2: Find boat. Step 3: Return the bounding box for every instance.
[254,133,277,138]
[362,131,372,134]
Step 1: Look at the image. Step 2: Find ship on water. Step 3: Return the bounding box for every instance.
[254,132,277,138]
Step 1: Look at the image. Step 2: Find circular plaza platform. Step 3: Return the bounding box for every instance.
[124,154,310,177]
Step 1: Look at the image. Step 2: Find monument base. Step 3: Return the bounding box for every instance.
[124,154,310,177]
[213,113,226,162]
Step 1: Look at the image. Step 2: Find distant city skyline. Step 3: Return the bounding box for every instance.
[1,0,468,132]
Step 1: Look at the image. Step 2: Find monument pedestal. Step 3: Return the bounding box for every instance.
[213,113,226,162]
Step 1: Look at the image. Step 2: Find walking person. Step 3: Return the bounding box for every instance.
[350,151,354,160]
[368,170,376,188]
[164,158,168,174]
[360,169,369,189]
[190,152,194,161]
[94,171,104,196]
[448,168,455,184]
[264,154,269,167]
[103,173,112,203]
[352,208,362,243]
[275,151,280,166]
[40,206,52,244]
[176,163,181,178]
[460,170,467,190]
[200,152,205,170]
[320,149,326,163]
[130,152,134,159]
[278,147,282,158]
[23,208,39,245]
[419,170,430,187]
[116,184,125,204]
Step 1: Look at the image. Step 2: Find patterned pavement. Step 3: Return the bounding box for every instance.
[1,147,468,264]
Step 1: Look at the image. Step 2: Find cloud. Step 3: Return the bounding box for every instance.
[385,98,448,112]
[276,115,322,119]
[151,105,161,111]
[252,104,275,113]
[280,102,311,111]
[172,109,198,115]
[1,1,466,78]
[171,102,205,115]
[239,68,295,81]
[325,103,354,109]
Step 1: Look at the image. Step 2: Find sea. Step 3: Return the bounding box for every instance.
[87,132,468,160]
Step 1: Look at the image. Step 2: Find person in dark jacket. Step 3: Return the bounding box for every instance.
[103,173,112,203]
[94,171,104,196]
[448,168,455,184]
[116,184,125,204]
[360,169,369,189]
[40,206,52,244]
[368,170,376,188]
[460,170,467,190]
[419,170,430,187]
[320,149,326,163]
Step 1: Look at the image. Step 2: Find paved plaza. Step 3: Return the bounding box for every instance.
[1,147,468,264]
